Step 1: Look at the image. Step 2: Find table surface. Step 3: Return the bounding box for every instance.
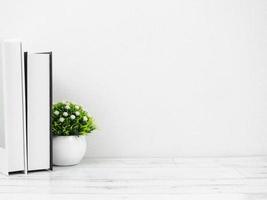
[0,156,267,200]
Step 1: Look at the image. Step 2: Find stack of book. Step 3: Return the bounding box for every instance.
[0,39,53,175]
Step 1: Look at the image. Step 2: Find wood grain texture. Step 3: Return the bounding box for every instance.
[0,157,267,200]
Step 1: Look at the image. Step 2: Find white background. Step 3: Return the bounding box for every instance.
[0,0,266,157]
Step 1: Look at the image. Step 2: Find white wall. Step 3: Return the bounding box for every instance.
[1,0,266,157]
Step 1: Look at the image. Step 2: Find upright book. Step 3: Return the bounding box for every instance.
[24,52,53,171]
[0,39,27,175]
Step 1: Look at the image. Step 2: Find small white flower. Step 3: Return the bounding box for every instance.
[75,111,80,116]
[63,112,68,117]
[70,115,76,120]
[65,105,70,110]
[75,105,79,109]
[83,116,88,122]
[54,110,59,115]
[59,117,64,122]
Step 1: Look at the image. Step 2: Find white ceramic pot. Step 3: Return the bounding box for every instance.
[53,136,87,166]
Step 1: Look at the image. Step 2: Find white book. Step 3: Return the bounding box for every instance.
[25,52,52,171]
[0,39,26,175]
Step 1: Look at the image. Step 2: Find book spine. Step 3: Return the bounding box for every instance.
[26,52,52,171]
[4,41,25,173]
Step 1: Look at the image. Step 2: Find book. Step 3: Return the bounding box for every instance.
[24,52,53,171]
[0,39,27,175]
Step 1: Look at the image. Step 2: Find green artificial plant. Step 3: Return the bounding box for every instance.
[52,101,96,136]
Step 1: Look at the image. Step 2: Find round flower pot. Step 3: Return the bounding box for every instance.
[53,135,87,166]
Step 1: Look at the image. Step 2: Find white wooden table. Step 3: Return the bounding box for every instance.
[0,157,267,200]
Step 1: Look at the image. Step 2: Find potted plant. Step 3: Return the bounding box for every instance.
[52,101,96,166]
